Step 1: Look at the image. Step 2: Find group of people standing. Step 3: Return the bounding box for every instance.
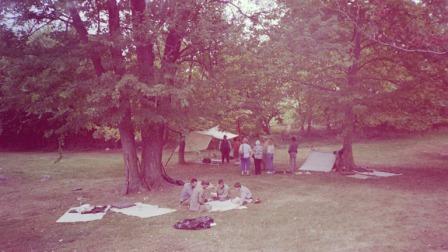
[219,135,299,176]
[180,178,255,212]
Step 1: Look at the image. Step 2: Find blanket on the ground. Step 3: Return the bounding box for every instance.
[57,204,110,223]
[110,202,176,218]
[207,199,247,212]
[347,169,401,179]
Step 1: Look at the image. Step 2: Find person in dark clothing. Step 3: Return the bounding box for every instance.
[253,140,263,175]
[220,135,231,164]
[288,136,299,173]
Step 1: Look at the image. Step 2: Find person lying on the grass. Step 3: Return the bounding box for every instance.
[232,182,253,205]
[215,179,230,201]
[189,180,212,212]
[180,178,197,206]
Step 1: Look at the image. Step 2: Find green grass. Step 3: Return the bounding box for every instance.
[1,132,448,251]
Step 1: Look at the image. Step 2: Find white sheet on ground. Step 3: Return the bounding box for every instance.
[211,159,222,164]
[56,204,110,223]
[207,199,247,212]
[346,174,370,180]
[347,170,401,179]
[358,170,401,177]
[111,202,175,218]
[299,151,336,172]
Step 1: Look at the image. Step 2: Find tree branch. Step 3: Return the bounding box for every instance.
[69,7,105,76]
[358,56,396,70]
[369,35,448,55]
[321,0,448,55]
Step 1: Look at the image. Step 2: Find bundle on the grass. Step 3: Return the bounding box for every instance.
[173,216,215,230]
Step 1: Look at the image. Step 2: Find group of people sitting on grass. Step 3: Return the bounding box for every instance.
[220,135,299,176]
[179,178,257,212]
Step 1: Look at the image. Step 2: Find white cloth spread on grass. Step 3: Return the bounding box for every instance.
[347,170,401,179]
[207,199,247,212]
[358,170,401,177]
[111,202,175,218]
[56,204,110,223]
[346,174,370,180]
[211,159,222,164]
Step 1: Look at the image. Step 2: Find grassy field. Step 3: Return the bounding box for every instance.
[1,132,448,251]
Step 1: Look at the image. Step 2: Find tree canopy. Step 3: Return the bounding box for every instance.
[1,0,447,192]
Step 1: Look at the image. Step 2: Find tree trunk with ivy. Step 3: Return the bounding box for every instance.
[178,134,186,164]
[141,124,165,188]
[338,23,361,172]
[118,105,144,193]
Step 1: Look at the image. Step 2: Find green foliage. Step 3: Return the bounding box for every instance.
[0,0,238,142]
[271,0,448,132]
[1,0,447,147]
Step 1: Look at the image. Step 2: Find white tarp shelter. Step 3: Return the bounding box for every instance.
[182,126,238,152]
[299,150,336,172]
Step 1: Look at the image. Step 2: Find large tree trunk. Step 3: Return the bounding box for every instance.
[132,0,191,186]
[130,0,163,188]
[339,23,362,171]
[306,112,313,136]
[141,124,165,188]
[118,106,143,194]
[178,134,186,164]
[108,0,143,193]
[340,104,355,171]
[70,4,142,193]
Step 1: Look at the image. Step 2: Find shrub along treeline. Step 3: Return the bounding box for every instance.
[0,111,117,151]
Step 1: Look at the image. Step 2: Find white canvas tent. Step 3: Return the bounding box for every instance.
[299,150,336,172]
[181,126,238,152]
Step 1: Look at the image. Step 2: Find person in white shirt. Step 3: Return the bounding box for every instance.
[233,182,253,205]
[265,139,275,174]
[179,178,197,205]
[238,137,252,176]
